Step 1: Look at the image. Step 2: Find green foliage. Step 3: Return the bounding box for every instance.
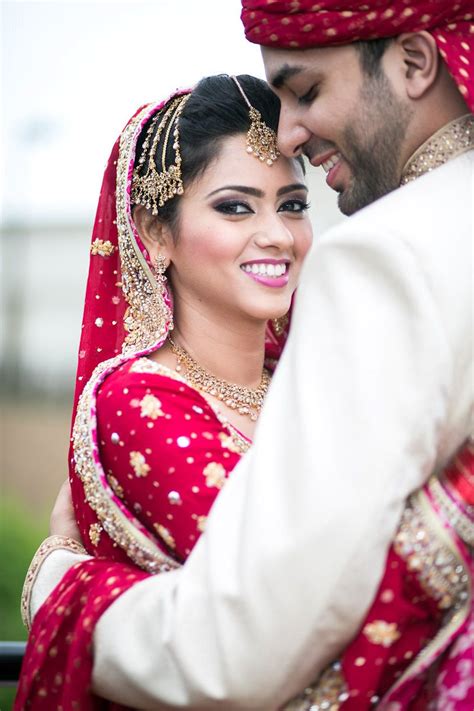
[0,499,48,709]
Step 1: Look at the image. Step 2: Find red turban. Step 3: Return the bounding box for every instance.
[241,1,474,112]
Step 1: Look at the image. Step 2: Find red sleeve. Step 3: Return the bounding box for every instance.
[96,358,243,562]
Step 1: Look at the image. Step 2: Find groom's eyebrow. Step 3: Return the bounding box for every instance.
[270,64,304,89]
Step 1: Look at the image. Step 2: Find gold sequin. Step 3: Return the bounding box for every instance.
[139,393,165,420]
[203,462,226,489]
[129,451,151,477]
[90,239,115,257]
[363,620,401,647]
[197,515,207,532]
[107,475,124,498]
[154,523,176,549]
[89,523,102,546]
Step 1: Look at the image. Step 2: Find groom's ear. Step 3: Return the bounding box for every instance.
[132,205,173,266]
[396,31,439,100]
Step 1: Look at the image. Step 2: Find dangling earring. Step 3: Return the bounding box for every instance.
[272,314,289,337]
[153,253,174,332]
[154,254,168,282]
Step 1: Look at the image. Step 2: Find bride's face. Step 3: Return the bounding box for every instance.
[166,133,313,326]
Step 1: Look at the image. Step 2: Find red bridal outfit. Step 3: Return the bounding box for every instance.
[16,96,473,710]
[15,96,290,710]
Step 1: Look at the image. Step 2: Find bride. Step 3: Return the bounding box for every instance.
[16,72,312,709]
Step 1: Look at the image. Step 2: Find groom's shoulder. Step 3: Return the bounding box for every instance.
[322,151,473,251]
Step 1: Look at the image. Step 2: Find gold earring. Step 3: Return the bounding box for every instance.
[154,254,168,282]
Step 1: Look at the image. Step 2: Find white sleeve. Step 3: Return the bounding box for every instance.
[30,549,90,619]
[91,229,469,710]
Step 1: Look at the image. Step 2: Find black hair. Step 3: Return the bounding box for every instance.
[134,74,286,232]
[355,38,393,77]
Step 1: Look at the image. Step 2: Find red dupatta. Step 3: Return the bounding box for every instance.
[15,90,291,710]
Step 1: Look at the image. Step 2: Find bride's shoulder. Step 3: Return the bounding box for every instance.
[96,356,213,420]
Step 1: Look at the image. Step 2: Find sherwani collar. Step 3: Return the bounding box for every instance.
[401,114,474,185]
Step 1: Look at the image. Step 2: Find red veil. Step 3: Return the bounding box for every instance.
[15,90,292,710]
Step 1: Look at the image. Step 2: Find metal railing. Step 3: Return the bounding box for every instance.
[0,642,25,686]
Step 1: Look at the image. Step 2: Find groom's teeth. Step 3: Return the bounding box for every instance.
[241,263,287,277]
[322,153,341,173]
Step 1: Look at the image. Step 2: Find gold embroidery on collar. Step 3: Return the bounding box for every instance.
[401,114,474,185]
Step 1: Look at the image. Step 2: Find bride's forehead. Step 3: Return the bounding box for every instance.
[186,134,303,192]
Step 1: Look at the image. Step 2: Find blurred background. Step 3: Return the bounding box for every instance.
[0,0,343,704]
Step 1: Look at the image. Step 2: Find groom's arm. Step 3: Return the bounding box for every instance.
[33,216,470,709]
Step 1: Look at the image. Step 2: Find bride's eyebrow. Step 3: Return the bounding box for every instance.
[207,186,264,198]
[277,183,307,196]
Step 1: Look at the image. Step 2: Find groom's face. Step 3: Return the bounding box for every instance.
[262,44,413,215]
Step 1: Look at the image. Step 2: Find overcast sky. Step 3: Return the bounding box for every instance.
[1,0,266,224]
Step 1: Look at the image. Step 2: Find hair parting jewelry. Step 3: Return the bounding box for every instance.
[230,75,280,166]
[167,336,271,422]
[131,93,191,216]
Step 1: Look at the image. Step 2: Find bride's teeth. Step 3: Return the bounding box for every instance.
[241,263,288,277]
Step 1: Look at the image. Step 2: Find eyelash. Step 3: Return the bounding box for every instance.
[214,200,252,215]
[279,199,311,213]
[298,85,318,105]
[214,199,310,215]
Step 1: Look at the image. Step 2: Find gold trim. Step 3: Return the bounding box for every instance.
[429,476,474,547]
[283,661,349,710]
[21,536,87,630]
[72,103,181,574]
[401,114,474,184]
[382,484,471,701]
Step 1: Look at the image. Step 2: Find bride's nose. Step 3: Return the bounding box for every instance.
[252,213,294,251]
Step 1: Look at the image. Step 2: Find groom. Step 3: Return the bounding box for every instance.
[27,2,473,708]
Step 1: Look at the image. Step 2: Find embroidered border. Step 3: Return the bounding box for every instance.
[283,661,349,710]
[381,483,472,703]
[72,104,182,575]
[21,536,87,630]
[401,114,474,184]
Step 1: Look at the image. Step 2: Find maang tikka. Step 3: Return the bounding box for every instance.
[230,76,280,166]
[131,93,191,216]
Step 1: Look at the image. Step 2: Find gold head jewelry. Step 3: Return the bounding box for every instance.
[131,93,191,215]
[230,75,280,166]
[168,336,271,422]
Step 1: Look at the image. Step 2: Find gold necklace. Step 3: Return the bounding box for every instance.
[167,336,271,422]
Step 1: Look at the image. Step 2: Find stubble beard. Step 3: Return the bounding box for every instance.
[337,72,413,216]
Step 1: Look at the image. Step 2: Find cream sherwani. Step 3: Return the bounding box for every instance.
[32,149,473,709]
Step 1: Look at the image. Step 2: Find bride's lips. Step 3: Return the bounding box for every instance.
[240,259,290,288]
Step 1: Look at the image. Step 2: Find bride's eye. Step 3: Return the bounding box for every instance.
[214,200,254,215]
[278,199,310,213]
